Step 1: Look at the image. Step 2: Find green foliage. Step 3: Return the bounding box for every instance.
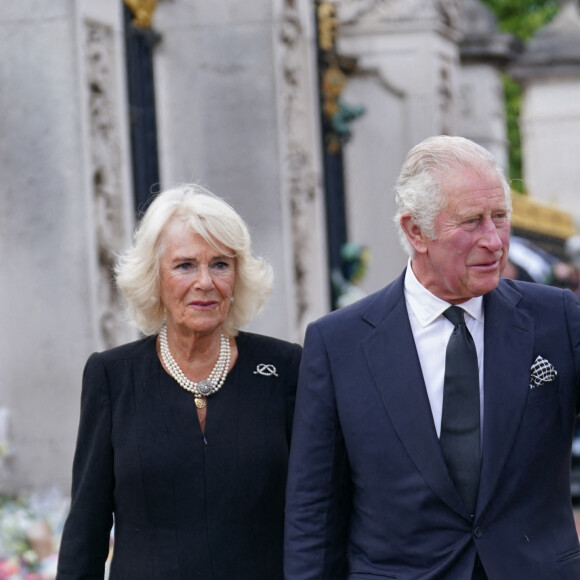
[503,74,524,191]
[480,0,559,41]
[478,1,560,189]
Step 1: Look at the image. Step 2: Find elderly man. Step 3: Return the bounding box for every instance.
[284,135,580,579]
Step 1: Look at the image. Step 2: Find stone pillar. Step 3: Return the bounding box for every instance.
[512,0,580,226]
[334,0,464,294]
[458,0,520,173]
[0,0,135,493]
[0,0,327,495]
[152,0,329,342]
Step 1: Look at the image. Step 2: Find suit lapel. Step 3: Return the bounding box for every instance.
[361,274,467,516]
[477,282,534,516]
[359,276,535,519]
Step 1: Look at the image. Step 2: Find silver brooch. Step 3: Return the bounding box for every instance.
[253,364,279,377]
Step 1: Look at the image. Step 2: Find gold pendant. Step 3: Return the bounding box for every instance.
[194,396,206,409]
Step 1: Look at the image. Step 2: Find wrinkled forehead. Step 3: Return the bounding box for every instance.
[159,218,235,257]
[439,163,509,202]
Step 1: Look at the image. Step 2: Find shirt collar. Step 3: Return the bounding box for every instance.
[404,259,484,327]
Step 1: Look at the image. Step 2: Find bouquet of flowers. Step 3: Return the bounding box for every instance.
[0,490,68,580]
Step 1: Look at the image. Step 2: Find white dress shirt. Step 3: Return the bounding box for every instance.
[404,261,485,437]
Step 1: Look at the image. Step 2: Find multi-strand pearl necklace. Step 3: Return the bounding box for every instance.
[159,324,231,409]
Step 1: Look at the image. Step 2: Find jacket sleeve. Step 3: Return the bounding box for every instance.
[563,289,580,415]
[56,353,114,580]
[284,323,351,580]
[285,342,302,442]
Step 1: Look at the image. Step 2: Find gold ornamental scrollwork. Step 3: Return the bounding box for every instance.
[318,2,338,52]
[124,0,158,28]
[321,65,347,119]
[316,1,365,153]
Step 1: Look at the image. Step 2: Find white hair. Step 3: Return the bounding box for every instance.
[394,135,512,256]
[115,184,273,336]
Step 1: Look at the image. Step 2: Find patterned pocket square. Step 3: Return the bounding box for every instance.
[529,355,558,389]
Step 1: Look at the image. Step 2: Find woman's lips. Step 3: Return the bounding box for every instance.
[189,300,218,309]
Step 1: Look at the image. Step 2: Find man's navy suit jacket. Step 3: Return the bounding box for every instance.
[284,272,580,579]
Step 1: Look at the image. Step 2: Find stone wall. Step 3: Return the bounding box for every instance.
[0,0,135,494]
[337,0,465,293]
[0,0,327,493]
[152,0,329,342]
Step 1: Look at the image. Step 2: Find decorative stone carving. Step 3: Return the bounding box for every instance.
[512,0,580,77]
[84,21,130,348]
[438,65,454,135]
[336,0,463,30]
[460,0,520,64]
[277,0,319,332]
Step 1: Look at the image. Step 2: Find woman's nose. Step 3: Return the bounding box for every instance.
[194,265,214,289]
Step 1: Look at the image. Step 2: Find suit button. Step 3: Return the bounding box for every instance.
[473,527,482,538]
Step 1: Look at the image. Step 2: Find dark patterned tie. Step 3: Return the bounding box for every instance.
[440,306,481,513]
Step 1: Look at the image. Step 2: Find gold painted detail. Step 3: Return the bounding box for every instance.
[317,1,365,153]
[322,65,347,119]
[194,397,206,409]
[318,2,338,51]
[124,0,158,28]
[511,193,576,240]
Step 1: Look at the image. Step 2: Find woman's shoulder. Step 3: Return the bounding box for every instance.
[82,337,158,395]
[89,335,157,364]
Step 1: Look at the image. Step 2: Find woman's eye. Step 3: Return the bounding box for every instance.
[213,261,230,270]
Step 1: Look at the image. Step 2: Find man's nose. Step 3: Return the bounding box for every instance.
[480,217,503,251]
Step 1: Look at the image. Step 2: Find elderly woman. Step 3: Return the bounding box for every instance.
[56,185,302,580]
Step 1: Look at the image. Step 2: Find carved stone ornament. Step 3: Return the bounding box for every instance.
[277,0,319,332]
[335,0,463,30]
[84,21,130,348]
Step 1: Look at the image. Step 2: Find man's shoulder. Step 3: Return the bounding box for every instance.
[497,277,573,302]
[313,274,404,331]
[493,278,580,320]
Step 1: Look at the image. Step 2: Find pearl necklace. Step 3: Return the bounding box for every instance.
[159,324,231,409]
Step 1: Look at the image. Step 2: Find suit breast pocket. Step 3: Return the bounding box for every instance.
[526,380,558,407]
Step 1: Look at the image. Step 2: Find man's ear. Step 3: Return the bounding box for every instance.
[400,215,428,254]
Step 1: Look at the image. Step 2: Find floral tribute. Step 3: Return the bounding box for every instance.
[0,490,68,580]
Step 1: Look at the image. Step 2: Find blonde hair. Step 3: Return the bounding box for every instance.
[115,184,273,336]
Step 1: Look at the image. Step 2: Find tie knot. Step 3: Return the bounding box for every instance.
[443,306,466,327]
